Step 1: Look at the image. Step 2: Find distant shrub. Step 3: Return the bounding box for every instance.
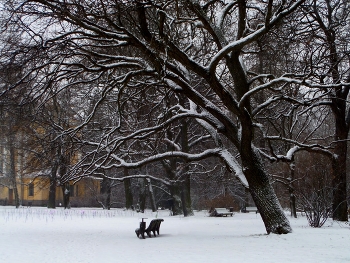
[297,187,332,227]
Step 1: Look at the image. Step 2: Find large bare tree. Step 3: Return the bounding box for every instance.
[1,0,325,233]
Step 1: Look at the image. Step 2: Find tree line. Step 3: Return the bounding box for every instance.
[0,0,349,234]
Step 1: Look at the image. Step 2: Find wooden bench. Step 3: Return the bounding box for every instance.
[245,207,259,213]
[135,219,164,239]
[211,208,233,217]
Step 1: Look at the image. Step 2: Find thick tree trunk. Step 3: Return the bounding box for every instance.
[169,183,183,216]
[332,140,348,221]
[243,148,292,234]
[329,75,348,222]
[329,91,348,221]
[181,177,194,216]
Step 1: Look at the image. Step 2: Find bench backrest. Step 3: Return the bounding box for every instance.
[148,219,164,229]
[215,208,229,213]
[246,207,258,211]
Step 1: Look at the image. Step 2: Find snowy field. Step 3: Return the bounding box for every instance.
[0,206,349,263]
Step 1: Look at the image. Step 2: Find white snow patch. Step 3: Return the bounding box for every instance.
[286,146,300,160]
[220,149,248,187]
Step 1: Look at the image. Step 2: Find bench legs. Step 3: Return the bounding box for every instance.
[146,230,153,238]
[135,221,146,239]
[135,228,146,239]
[135,228,145,239]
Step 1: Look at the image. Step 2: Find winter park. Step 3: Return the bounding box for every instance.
[0,0,350,262]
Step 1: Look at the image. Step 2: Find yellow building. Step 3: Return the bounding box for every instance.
[0,126,101,207]
[0,173,101,207]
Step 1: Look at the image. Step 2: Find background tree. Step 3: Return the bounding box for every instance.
[0,57,28,207]
[300,0,350,221]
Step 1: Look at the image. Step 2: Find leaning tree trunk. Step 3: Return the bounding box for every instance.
[242,148,292,234]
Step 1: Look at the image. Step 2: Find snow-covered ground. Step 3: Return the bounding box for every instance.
[0,206,349,263]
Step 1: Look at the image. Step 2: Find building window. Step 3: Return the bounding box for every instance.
[28,183,34,196]
[69,185,79,197]
[70,185,75,197]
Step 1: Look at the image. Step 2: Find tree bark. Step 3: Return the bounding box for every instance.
[169,183,183,216]
[332,139,348,221]
[181,177,194,216]
[328,71,348,221]
[243,148,292,234]
[329,43,349,222]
